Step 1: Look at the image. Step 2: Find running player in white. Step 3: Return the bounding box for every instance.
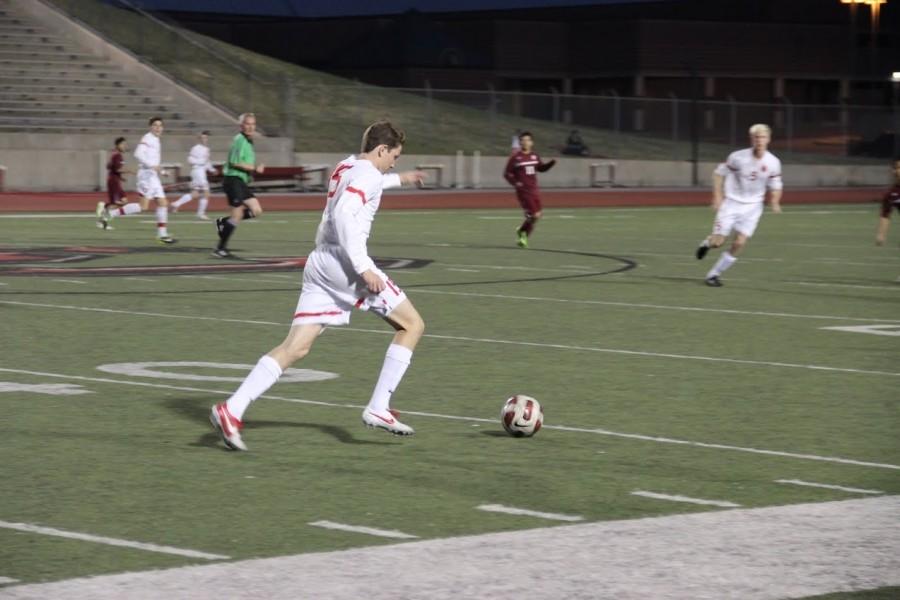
[171,130,215,220]
[104,117,176,243]
[695,123,782,286]
[210,121,426,451]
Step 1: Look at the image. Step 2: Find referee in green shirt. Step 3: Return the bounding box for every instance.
[214,113,266,258]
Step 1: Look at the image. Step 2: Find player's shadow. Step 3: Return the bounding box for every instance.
[164,397,392,448]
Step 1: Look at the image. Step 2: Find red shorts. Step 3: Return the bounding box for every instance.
[107,178,125,204]
[516,189,542,215]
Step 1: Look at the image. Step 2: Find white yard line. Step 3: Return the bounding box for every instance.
[476,504,584,522]
[0,366,897,471]
[787,282,899,291]
[630,491,741,508]
[2,300,898,379]
[0,521,228,561]
[408,289,900,323]
[446,268,480,272]
[49,280,87,285]
[774,479,885,495]
[2,496,896,600]
[308,521,418,539]
[0,577,19,585]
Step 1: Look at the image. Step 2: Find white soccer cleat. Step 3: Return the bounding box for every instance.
[210,402,247,451]
[197,214,210,220]
[362,408,414,436]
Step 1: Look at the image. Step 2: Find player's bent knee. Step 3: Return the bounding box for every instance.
[158,197,169,207]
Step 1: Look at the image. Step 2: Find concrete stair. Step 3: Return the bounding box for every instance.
[0,0,235,135]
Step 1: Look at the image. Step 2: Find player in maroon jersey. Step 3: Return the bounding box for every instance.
[875,159,900,246]
[503,131,556,248]
[96,137,131,230]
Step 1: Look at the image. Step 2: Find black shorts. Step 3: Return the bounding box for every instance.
[223,176,255,207]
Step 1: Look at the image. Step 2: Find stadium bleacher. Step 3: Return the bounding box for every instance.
[0,0,233,135]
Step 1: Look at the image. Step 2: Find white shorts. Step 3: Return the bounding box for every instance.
[136,169,165,199]
[713,198,764,238]
[190,167,210,191]
[293,245,407,326]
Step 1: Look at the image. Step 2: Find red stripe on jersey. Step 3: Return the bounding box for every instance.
[294,310,343,318]
[347,186,367,204]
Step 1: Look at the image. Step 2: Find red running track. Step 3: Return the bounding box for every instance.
[0,187,884,212]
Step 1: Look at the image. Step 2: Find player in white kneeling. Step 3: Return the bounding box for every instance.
[210,121,426,450]
[171,130,215,220]
[695,123,783,286]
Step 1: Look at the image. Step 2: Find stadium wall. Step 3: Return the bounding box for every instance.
[0,140,889,192]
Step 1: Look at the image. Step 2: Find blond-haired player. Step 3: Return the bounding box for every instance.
[210,121,426,450]
[104,117,176,243]
[171,130,215,220]
[695,123,782,286]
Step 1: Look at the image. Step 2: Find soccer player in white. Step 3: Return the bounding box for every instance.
[210,121,427,451]
[104,117,175,243]
[171,130,215,220]
[695,123,783,286]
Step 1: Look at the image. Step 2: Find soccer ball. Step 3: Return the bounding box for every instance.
[500,395,543,437]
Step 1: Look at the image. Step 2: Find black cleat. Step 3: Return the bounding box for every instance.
[211,248,233,258]
[705,275,723,287]
[696,244,709,260]
[215,217,226,239]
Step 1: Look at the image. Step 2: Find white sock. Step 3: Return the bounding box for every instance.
[706,251,737,279]
[173,193,192,208]
[366,344,413,414]
[156,206,168,237]
[226,355,283,420]
[113,203,141,218]
[698,238,710,248]
[197,197,208,216]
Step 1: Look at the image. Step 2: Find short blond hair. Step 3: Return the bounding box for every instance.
[748,123,771,137]
[238,112,256,124]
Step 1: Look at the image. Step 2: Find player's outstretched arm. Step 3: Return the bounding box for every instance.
[398,170,427,187]
[536,159,556,172]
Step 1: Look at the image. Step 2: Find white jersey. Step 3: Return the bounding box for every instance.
[187,143,213,172]
[715,148,782,204]
[314,155,401,275]
[134,132,161,171]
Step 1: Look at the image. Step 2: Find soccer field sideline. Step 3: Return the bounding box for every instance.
[2,495,897,600]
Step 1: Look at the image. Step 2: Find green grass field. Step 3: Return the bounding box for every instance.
[0,201,898,597]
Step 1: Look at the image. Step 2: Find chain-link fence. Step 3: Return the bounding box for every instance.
[44,0,899,163]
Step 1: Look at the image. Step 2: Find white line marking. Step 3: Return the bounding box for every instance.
[630,491,741,508]
[774,479,885,495]
[789,282,900,291]
[409,289,900,324]
[476,504,584,522]
[308,520,418,539]
[4,300,897,378]
[822,324,900,336]
[50,279,87,284]
[0,520,228,560]
[8,496,897,600]
[446,268,480,272]
[0,367,896,470]
[0,382,91,395]
[125,277,157,282]
[0,577,19,584]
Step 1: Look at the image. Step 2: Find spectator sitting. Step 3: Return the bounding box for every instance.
[562,129,590,156]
